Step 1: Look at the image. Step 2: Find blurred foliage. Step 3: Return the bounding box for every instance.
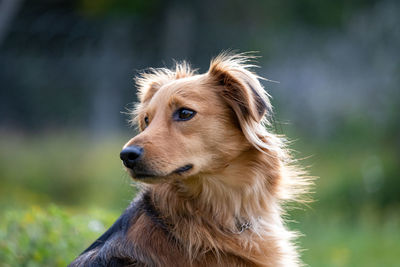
[0,0,386,131]
[76,0,379,28]
[78,0,161,17]
[0,205,118,266]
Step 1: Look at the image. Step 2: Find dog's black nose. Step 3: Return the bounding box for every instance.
[120,146,143,169]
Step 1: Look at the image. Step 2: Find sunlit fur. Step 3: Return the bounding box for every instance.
[121,52,311,266]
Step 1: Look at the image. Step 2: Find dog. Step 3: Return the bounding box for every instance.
[70,52,311,267]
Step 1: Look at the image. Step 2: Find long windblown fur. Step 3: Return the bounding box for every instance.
[70,52,312,267]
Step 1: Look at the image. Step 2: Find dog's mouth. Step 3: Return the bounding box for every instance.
[132,171,157,179]
[130,164,193,180]
[173,164,193,174]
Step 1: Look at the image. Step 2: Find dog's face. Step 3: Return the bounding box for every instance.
[121,55,270,182]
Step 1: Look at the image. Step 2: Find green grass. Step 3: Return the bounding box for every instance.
[296,213,400,267]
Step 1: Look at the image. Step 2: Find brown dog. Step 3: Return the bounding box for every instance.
[70,52,310,267]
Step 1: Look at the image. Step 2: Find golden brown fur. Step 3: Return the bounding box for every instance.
[70,52,311,267]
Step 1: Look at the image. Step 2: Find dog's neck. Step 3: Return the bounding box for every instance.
[146,147,283,236]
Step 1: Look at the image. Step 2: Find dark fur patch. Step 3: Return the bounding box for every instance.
[247,81,270,118]
[70,191,181,266]
[141,192,174,237]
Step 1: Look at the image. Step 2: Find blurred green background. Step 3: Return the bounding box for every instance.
[0,0,399,266]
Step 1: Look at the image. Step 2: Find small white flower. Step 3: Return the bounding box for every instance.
[88,220,104,232]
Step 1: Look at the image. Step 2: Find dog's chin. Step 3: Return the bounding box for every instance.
[127,164,194,183]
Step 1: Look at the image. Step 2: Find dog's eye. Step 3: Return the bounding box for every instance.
[174,108,196,121]
[144,116,149,127]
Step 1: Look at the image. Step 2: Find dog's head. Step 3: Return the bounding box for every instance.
[121,53,272,182]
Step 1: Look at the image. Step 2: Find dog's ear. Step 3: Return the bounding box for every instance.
[135,70,171,103]
[208,53,271,125]
[135,62,195,103]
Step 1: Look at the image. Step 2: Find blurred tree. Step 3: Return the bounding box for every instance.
[0,0,24,47]
[0,0,388,134]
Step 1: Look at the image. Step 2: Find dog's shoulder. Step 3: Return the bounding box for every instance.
[69,191,186,266]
